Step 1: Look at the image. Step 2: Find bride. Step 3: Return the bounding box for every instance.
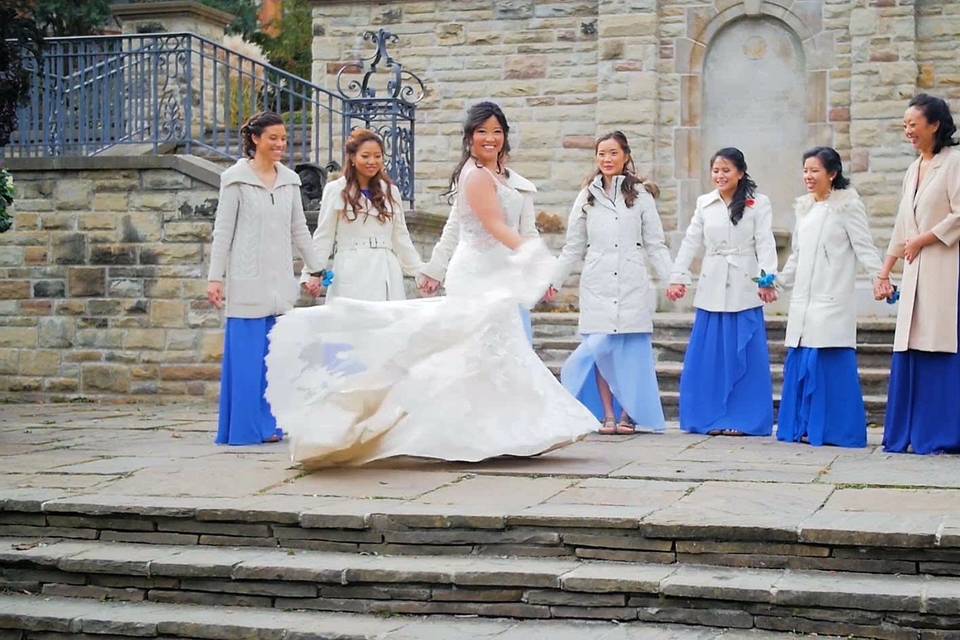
[265,102,596,466]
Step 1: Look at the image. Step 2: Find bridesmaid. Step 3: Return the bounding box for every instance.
[207,111,326,445]
[305,128,423,301]
[878,94,960,454]
[777,147,884,448]
[667,147,778,437]
[551,131,672,434]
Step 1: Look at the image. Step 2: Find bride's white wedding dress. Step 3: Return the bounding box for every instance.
[265,164,596,466]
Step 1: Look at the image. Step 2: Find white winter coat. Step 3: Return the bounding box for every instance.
[670,190,779,313]
[207,159,323,318]
[553,175,673,335]
[307,176,423,301]
[780,188,884,348]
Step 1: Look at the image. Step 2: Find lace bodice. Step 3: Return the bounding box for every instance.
[446,163,529,297]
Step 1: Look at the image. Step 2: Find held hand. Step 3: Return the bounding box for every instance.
[207,281,224,309]
[758,287,779,304]
[666,284,687,301]
[419,275,441,297]
[873,278,893,301]
[303,276,324,298]
[543,286,558,303]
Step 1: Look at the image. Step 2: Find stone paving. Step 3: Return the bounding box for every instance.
[2,402,959,530]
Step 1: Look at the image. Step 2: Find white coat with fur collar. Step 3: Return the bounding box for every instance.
[780,187,883,348]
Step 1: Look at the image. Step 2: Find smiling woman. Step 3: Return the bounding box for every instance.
[301,128,424,302]
[206,111,326,446]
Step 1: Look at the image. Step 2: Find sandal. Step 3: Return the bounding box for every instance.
[615,417,636,435]
[599,417,617,435]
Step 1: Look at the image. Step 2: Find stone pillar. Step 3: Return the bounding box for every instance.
[110,1,235,40]
[848,0,918,235]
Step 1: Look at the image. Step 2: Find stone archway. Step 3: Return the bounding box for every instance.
[702,17,807,231]
[674,0,833,233]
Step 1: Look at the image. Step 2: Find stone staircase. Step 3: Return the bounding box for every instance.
[2,491,960,639]
[533,312,896,426]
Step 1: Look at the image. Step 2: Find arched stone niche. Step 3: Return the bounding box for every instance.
[674,0,833,233]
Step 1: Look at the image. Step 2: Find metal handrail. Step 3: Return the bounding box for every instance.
[6,31,420,203]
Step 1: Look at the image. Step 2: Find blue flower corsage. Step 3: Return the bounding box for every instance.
[752,270,779,290]
[886,284,900,305]
[321,270,335,287]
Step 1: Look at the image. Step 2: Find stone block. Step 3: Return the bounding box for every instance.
[0,280,30,299]
[90,245,137,265]
[200,332,224,362]
[149,300,186,327]
[81,363,130,393]
[495,0,534,19]
[140,244,203,265]
[18,350,60,376]
[92,193,129,211]
[53,179,93,210]
[86,299,124,316]
[37,318,74,348]
[68,268,106,297]
[40,212,78,230]
[435,23,465,46]
[120,213,163,243]
[505,55,547,80]
[44,377,78,392]
[51,233,86,265]
[0,246,23,266]
[108,278,143,298]
[159,365,222,381]
[141,170,192,190]
[24,247,47,265]
[0,349,18,374]
[33,280,66,298]
[0,327,37,348]
[122,329,166,350]
[163,222,212,242]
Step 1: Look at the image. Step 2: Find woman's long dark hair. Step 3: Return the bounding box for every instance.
[582,131,658,214]
[340,128,397,223]
[908,93,958,155]
[240,111,285,158]
[803,146,850,190]
[444,101,511,204]
[711,147,756,225]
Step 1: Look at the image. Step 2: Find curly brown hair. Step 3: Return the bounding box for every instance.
[341,129,398,223]
[582,131,658,215]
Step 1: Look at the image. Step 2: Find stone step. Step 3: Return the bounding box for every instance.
[542,361,891,398]
[0,593,840,640]
[532,313,897,345]
[6,487,955,575]
[535,337,894,369]
[2,539,958,638]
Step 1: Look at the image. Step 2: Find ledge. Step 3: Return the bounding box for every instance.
[4,154,223,188]
[110,1,236,28]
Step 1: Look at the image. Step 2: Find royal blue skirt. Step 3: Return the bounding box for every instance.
[778,347,866,448]
[679,307,773,436]
[215,316,283,446]
[883,269,960,454]
[560,332,665,431]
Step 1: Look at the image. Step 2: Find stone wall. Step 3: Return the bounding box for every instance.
[310,0,956,253]
[0,156,448,403]
[0,157,225,403]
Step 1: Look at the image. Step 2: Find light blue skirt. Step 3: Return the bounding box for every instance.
[560,332,665,431]
[777,347,866,448]
[679,307,773,436]
[216,316,282,446]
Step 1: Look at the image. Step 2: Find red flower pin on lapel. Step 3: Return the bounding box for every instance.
[745,198,756,208]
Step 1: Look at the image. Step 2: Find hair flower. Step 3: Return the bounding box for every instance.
[752,270,779,290]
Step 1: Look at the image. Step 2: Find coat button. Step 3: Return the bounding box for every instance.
[614,272,617,276]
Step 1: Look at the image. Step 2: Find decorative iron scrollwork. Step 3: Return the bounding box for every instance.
[336,29,425,105]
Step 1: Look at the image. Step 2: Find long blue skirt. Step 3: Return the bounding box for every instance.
[560,332,665,431]
[679,307,773,436]
[777,347,866,448]
[883,270,960,454]
[215,316,282,446]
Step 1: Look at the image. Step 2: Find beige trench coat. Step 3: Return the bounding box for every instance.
[887,146,960,353]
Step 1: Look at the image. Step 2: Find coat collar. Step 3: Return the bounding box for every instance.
[587,174,626,203]
[912,147,955,205]
[221,159,301,190]
[702,189,725,207]
[505,169,537,193]
[794,187,861,216]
